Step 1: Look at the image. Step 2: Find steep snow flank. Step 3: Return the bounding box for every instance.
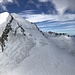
[0,12,36,75]
[8,39,75,75]
[44,32,75,56]
[11,13,46,40]
[0,12,75,75]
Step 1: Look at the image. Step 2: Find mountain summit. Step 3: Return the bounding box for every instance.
[0,12,75,75]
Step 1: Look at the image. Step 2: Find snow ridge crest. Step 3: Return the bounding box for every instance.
[0,13,26,52]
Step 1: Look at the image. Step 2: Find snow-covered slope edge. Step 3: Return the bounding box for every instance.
[0,12,75,75]
[44,32,75,56]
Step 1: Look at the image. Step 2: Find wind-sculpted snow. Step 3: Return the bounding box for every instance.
[0,12,36,75]
[0,12,75,75]
[0,33,36,75]
[44,32,75,56]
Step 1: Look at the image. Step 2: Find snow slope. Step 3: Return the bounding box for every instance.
[0,12,75,75]
[0,12,9,36]
[44,32,75,56]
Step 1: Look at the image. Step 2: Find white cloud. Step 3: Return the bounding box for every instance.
[0,0,14,11]
[66,25,75,28]
[39,0,49,2]
[19,10,36,14]
[18,12,75,23]
[39,0,75,15]
[51,0,68,14]
[24,14,58,22]
[7,0,13,2]
[0,0,3,3]
[51,0,75,14]
[2,6,7,11]
[0,0,13,3]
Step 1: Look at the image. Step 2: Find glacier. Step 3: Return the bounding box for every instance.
[0,12,75,75]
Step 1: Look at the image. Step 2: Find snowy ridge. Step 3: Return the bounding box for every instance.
[44,32,75,56]
[0,12,75,75]
[0,12,36,75]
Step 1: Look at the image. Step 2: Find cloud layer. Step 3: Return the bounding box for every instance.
[0,0,75,14]
[39,0,75,14]
[0,0,14,11]
[52,0,75,14]
[39,0,49,2]
[0,0,13,3]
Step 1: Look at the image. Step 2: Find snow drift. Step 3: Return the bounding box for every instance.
[0,12,75,75]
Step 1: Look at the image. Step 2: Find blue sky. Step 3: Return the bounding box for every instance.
[0,0,75,35]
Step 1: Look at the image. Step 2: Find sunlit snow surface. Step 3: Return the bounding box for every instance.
[0,12,9,36]
[0,12,75,75]
[0,12,9,24]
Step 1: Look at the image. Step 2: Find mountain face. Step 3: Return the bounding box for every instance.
[0,12,75,75]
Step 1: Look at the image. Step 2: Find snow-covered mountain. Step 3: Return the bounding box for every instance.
[0,12,75,75]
